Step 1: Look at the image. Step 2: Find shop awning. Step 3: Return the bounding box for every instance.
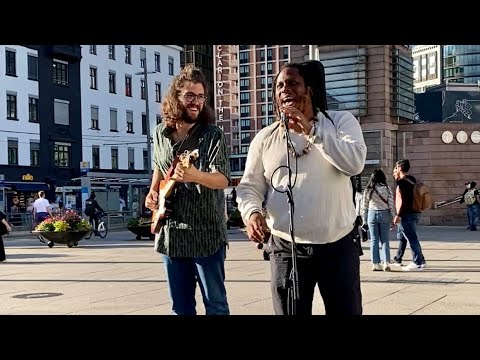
[0,182,50,191]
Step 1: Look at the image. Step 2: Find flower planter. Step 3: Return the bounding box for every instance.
[33,230,90,248]
[127,226,155,240]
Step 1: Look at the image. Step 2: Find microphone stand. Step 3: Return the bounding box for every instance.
[281,113,299,316]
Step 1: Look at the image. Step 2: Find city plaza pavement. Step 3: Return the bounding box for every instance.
[1,226,480,315]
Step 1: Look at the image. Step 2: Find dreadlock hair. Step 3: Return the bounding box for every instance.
[161,64,215,128]
[272,60,332,124]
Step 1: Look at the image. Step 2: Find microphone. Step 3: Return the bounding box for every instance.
[280,111,288,127]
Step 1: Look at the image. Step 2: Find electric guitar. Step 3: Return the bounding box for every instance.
[150,149,200,234]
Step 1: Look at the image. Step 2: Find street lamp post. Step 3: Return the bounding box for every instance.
[135,62,156,176]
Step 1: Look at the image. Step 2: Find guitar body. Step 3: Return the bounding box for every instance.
[150,149,200,234]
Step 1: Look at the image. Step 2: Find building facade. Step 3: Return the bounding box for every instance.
[80,44,182,209]
[412,45,443,93]
[213,45,291,183]
[0,45,82,211]
[443,45,480,85]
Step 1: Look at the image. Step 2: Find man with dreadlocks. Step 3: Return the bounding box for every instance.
[236,60,367,315]
[145,65,230,315]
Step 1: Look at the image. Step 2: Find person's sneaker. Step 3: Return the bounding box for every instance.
[390,260,403,267]
[402,262,423,271]
[372,263,382,271]
[383,262,391,272]
[420,262,427,268]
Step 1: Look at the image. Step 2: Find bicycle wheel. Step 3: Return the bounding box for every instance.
[98,221,108,238]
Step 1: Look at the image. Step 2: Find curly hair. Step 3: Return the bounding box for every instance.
[161,64,215,128]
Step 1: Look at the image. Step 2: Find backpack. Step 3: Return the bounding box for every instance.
[464,189,476,206]
[84,200,95,216]
[404,177,433,212]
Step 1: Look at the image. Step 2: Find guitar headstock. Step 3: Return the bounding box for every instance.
[178,149,199,168]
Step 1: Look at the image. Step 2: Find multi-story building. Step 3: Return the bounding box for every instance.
[0,45,182,213]
[412,45,443,93]
[213,45,291,183]
[0,45,82,211]
[180,45,214,108]
[443,45,480,84]
[80,45,182,207]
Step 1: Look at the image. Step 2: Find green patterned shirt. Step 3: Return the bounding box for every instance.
[152,122,230,258]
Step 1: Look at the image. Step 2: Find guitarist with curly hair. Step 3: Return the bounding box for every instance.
[145,65,230,315]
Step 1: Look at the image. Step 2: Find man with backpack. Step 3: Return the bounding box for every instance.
[391,159,427,271]
[84,193,104,236]
[462,182,479,231]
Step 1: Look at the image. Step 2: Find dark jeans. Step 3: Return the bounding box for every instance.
[467,204,479,231]
[394,213,425,265]
[162,243,229,315]
[268,230,362,315]
[89,213,100,232]
[0,236,5,261]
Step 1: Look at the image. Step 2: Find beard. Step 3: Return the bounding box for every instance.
[182,104,201,124]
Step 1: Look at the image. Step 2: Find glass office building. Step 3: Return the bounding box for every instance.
[443,45,480,84]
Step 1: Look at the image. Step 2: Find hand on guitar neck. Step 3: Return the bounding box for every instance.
[149,149,200,234]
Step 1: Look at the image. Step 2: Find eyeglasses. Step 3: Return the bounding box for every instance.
[182,92,207,103]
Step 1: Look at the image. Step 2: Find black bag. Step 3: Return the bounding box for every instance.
[84,200,95,216]
[0,222,9,236]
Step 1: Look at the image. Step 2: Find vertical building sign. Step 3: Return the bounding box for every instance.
[215,45,225,123]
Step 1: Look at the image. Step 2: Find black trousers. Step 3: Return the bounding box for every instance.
[0,236,5,261]
[268,230,362,315]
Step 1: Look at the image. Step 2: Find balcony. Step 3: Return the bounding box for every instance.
[48,45,82,61]
[232,139,239,146]
[231,126,239,132]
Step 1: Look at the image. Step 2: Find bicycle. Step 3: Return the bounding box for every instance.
[85,212,108,239]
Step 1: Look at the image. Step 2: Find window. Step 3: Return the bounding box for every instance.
[240,51,250,63]
[90,67,97,89]
[111,148,118,170]
[7,94,17,120]
[142,113,147,135]
[240,78,250,90]
[110,108,117,131]
[259,50,265,61]
[143,150,149,170]
[108,45,115,60]
[140,48,146,68]
[125,45,131,64]
[267,76,273,88]
[8,139,18,165]
[5,50,16,76]
[54,142,71,167]
[267,62,273,74]
[92,146,100,169]
[268,89,273,101]
[28,55,38,80]
[240,105,250,116]
[268,103,273,114]
[240,92,250,104]
[91,106,99,129]
[125,76,132,96]
[260,63,265,75]
[29,97,39,123]
[155,53,161,72]
[109,71,116,93]
[126,111,134,133]
[89,45,97,55]
[30,141,40,167]
[282,46,289,59]
[267,49,273,60]
[128,148,134,170]
[240,146,249,154]
[241,119,250,130]
[141,79,145,99]
[168,56,174,75]
[155,82,161,102]
[156,115,162,124]
[53,60,68,86]
[241,132,251,144]
[54,99,69,125]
